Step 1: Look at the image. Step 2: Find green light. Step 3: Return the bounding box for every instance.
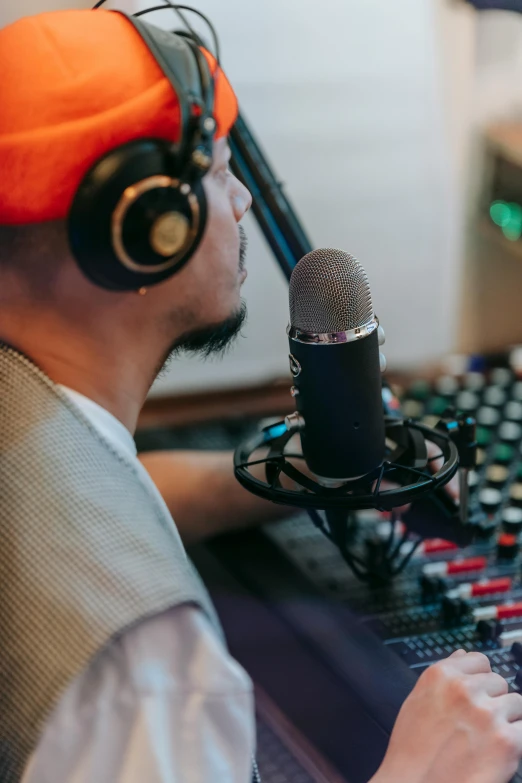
[490,200,522,241]
[504,224,522,241]
[503,203,522,241]
[490,200,512,228]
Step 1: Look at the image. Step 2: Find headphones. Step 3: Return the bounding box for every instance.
[68,8,217,291]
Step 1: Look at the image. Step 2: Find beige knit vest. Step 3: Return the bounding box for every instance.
[0,343,221,782]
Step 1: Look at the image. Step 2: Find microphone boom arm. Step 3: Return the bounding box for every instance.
[229,113,313,281]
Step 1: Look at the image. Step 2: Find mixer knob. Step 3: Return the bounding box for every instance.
[484,387,507,408]
[506,401,522,422]
[486,464,510,487]
[498,421,522,443]
[502,506,522,534]
[402,399,424,419]
[510,483,522,508]
[494,443,514,464]
[456,391,480,413]
[477,407,501,428]
[513,381,522,402]
[435,375,459,397]
[491,368,513,387]
[476,426,492,447]
[480,488,503,514]
[427,397,449,417]
[409,380,431,402]
[497,533,519,561]
[464,372,486,391]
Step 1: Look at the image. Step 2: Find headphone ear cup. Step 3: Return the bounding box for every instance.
[68,139,207,291]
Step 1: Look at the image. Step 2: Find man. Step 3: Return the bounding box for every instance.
[1,8,522,783]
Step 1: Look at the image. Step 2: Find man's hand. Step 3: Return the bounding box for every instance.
[371,650,522,783]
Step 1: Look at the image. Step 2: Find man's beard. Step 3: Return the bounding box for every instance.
[157,225,249,375]
[171,299,247,359]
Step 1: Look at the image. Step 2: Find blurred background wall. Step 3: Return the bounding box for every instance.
[3,1,522,393]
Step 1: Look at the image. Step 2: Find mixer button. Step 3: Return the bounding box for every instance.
[484,386,507,407]
[420,575,447,600]
[475,602,522,622]
[447,577,512,600]
[499,628,522,647]
[421,539,458,555]
[477,407,501,428]
[512,641,522,666]
[502,506,522,534]
[516,669,522,691]
[476,618,503,643]
[442,596,470,626]
[424,557,487,580]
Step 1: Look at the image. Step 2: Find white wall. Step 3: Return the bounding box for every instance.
[1,1,480,394]
[143,0,466,393]
[474,11,522,124]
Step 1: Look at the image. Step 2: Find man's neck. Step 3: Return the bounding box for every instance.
[0,314,161,434]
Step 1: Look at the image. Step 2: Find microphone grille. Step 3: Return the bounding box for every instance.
[289,249,374,333]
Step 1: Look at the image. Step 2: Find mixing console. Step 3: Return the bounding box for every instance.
[228,363,522,781]
[263,365,522,685]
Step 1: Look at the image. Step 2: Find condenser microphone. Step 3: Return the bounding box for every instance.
[287,249,386,483]
[235,247,470,579]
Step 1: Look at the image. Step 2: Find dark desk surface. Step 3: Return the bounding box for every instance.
[191,534,416,783]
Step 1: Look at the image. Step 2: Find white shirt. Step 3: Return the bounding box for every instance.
[21,387,256,783]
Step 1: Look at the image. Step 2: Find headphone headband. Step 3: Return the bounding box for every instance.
[118,12,215,170]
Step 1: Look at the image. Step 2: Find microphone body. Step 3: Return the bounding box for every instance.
[289,328,385,480]
[287,248,386,482]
